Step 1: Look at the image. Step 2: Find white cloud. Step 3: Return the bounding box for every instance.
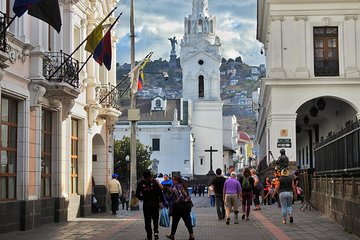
[115,0,265,66]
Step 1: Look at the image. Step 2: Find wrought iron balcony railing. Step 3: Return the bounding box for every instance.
[43,51,80,88]
[99,83,121,110]
[0,11,10,53]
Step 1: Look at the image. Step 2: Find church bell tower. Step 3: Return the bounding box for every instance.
[181,0,223,176]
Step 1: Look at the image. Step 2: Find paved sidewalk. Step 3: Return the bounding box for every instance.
[1,196,359,240]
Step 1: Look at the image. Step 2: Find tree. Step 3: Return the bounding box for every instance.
[235,56,243,63]
[114,136,152,186]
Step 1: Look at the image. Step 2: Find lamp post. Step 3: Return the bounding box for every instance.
[125,155,130,191]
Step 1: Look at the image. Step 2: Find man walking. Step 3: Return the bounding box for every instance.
[210,168,226,220]
[223,172,242,225]
[108,174,122,215]
[136,170,165,240]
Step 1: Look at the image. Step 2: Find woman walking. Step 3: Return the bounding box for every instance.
[263,177,272,205]
[273,169,296,224]
[239,168,254,220]
[166,175,195,240]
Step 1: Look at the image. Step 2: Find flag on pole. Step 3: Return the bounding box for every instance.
[93,29,112,70]
[85,23,105,54]
[137,56,151,90]
[13,0,62,33]
[129,52,153,94]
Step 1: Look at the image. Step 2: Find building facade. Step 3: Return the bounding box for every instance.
[256,0,360,235]
[0,0,120,233]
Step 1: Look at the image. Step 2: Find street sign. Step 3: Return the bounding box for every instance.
[277,138,291,148]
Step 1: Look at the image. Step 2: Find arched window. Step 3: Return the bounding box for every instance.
[210,20,214,33]
[188,20,191,34]
[156,99,161,108]
[198,75,204,98]
[198,19,203,33]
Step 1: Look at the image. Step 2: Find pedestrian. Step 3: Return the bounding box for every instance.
[161,174,173,188]
[272,169,296,224]
[207,184,215,207]
[136,170,165,240]
[239,168,254,221]
[120,191,130,210]
[250,169,262,210]
[225,165,235,178]
[108,174,122,215]
[263,177,272,205]
[193,185,198,197]
[292,171,304,204]
[210,168,226,220]
[166,175,195,240]
[223,172,242,225]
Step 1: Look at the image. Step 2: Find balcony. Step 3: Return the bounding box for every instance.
[97,83,122,121]
[0,11,7,53]
[41,51,81,99]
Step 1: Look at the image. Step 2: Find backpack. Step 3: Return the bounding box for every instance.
[242,177,252,190]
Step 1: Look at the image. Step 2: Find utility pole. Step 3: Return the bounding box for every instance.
[128,0,139,211]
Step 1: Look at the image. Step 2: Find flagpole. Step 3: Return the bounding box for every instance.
[1,16,16,35]
[129,0,140,211]
[47,8,120,80]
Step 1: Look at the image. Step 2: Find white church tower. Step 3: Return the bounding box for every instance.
[181,0,224,175]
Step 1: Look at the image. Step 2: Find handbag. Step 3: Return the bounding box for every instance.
[190,212,196,227]
[296,186,302,195]
[160,208,170,228]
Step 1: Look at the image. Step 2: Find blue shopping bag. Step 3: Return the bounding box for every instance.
[160,208,170,228]
[190,212,196,227]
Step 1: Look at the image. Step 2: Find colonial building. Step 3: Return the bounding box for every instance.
[0,0,120,233]
[256,0,360,236]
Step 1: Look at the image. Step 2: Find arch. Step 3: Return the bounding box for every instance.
[156,99,161,108]
[198,75,204,98]
[198,19,203,33]
[292,94,359,114]
[209,20,214,33]
[92,134,106,185]
[188,20,191,34]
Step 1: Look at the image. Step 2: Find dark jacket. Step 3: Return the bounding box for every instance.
[136,179,165,207]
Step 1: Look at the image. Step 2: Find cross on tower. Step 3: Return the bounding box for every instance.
[205,146,218,176]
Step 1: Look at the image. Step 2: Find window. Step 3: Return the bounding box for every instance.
[71,119,79,194]
[152,138,160,151]
[41,110,52,197]
[0,97,18,200]
[156,99,161,108]
[198,75,204,98]
[314,27,339,76]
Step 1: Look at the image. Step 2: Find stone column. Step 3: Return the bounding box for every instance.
[269,16,285,78]
[267,113,297,163]
[344,15,359,77]
[295,16,309,78]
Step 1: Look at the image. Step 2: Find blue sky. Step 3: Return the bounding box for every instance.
[115,0,265,66]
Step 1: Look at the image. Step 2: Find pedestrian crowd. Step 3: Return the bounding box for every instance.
[102,161,303,240]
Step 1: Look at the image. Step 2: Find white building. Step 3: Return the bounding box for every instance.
[256,0,360,169]
[0,0,120,233]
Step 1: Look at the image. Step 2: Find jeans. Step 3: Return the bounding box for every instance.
[279,191,293,218]
[143,205,160,239]
[209,195,215,207]
[215,194,225,219]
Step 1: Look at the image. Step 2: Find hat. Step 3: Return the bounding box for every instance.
[230,172,237,177]
[112,174,119,178]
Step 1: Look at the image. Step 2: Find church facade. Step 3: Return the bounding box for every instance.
[115,0,230,177]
